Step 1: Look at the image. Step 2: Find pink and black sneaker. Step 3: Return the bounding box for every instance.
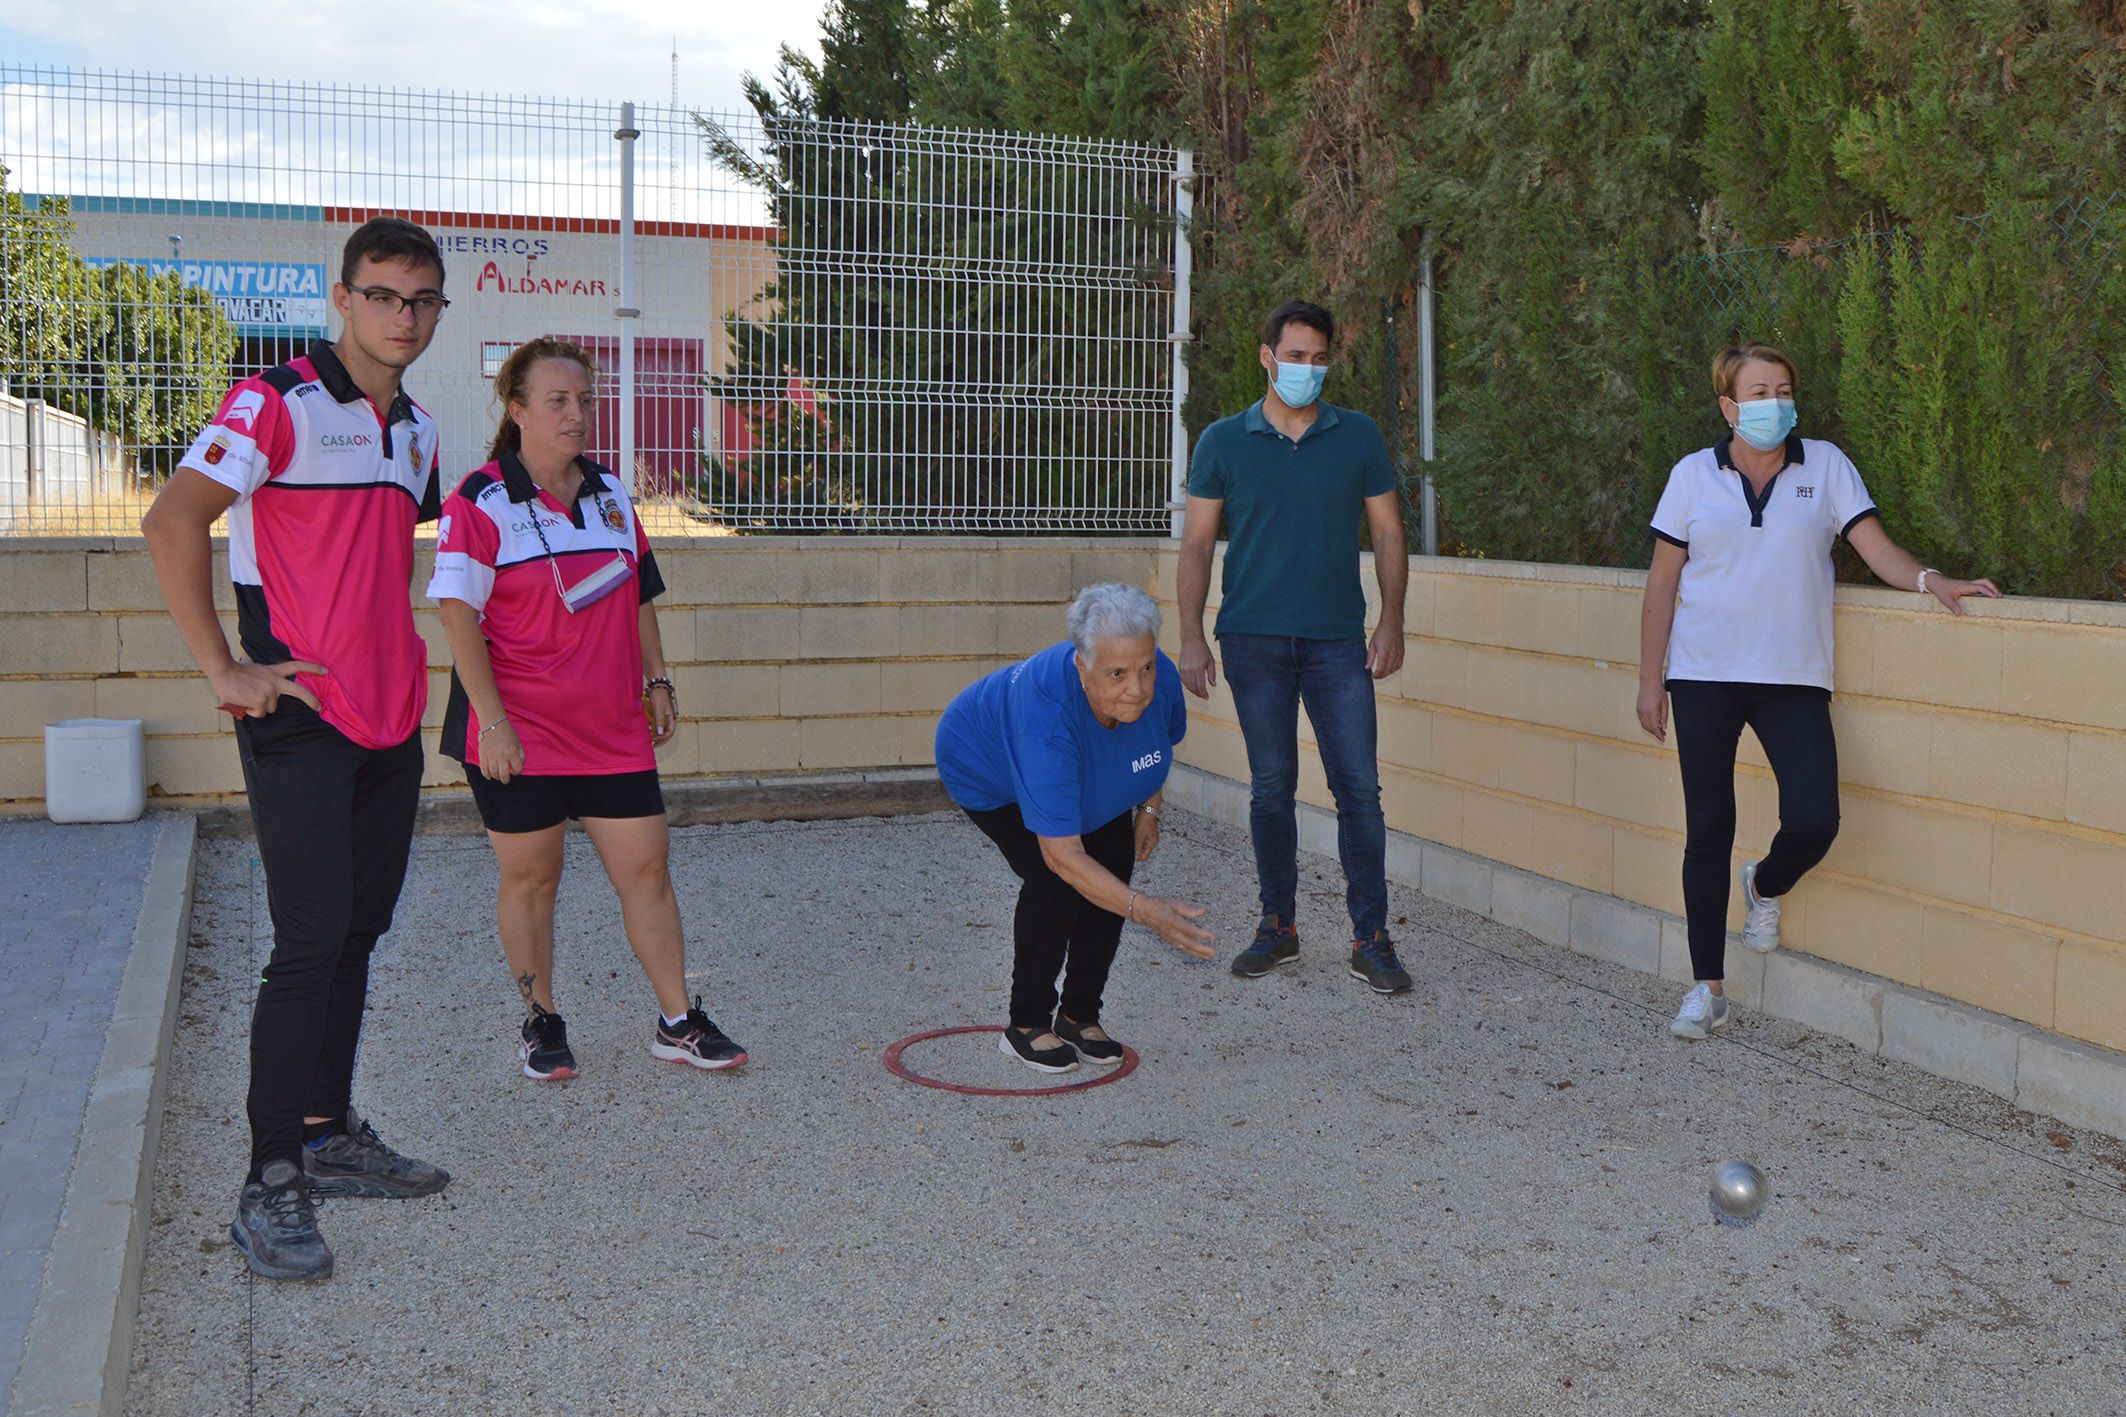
[652,997,747,1071]
[520,1004,576,1081]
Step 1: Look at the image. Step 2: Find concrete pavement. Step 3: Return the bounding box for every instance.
[5,814,194,1417]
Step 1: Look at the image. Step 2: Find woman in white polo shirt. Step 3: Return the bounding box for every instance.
[1638,344,1999,1040]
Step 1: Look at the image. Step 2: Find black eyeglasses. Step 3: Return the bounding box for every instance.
[350,285,450,319]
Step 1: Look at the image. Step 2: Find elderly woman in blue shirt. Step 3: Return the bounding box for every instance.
[937,583,1218,1073]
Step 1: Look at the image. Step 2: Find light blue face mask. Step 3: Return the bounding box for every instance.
[1732,397,1797,452]
[1272,360,1327,409]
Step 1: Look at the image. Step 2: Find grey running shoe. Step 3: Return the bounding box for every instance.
[1669,983,1733,1040]
[302,1108,451,1199]
[1349,931,1414,994]
[1231,914,1300,977]
[1739,861,1783,953]
[231,1159,332,1282]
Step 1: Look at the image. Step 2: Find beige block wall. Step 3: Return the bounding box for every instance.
[1157,547,2126,1057]
[0,534,1162,811]
[9,532,2126,1056]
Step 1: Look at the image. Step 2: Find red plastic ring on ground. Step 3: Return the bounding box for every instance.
[883,1025,1141,1096]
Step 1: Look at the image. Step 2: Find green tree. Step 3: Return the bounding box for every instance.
[1416,0,1712,565]
[0,164,233,471]
[1687,0,2126,595]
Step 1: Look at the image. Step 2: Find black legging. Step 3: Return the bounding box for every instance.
[965,804,1137,1030]
[235,702,423,1181]
[1668,680,1841,982]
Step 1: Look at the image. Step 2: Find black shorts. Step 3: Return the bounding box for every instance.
[464,765,665,834]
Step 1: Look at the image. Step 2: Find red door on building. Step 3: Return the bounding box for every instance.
[563,336,706,498]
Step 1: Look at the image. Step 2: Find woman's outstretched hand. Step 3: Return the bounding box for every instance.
[1134,894,1216,959]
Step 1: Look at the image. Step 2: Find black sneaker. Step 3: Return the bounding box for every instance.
[302,1108,452,1199]
[520,1004,577,1081]
[1349,930,1414,995]
[652,997,748,1071]
[1231,914,1300,977]
[1053,1013,1125,1066]
[231,1159,333,1282]
[999,1025,1078,1074]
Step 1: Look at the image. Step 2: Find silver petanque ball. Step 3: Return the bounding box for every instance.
[1709,1160,1768,1226]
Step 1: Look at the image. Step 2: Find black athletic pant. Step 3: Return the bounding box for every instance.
[235,702,423,1180]
[965,804,1137,1030]
[1669,680,1841,983]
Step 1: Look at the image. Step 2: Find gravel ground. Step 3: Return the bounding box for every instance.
[125,809,2126,1416]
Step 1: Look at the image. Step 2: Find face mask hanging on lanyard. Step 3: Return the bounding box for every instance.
[526,483,632,614]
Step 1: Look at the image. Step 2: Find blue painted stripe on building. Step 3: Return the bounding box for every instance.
[21,193,325,222]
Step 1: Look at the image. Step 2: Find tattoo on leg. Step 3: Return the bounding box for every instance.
[517,971,538,1007]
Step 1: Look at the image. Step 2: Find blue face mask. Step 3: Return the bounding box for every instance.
[1272,360,1327,409]
[1732,397,1797,452]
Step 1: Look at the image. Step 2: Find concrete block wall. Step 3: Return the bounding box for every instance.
[0,535,1164,808]
[1157,547,2126,1064]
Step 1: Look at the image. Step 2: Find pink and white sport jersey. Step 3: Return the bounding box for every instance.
[177,341,440,750]
[427,453,665,777]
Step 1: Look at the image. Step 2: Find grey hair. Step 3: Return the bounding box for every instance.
[1067,582,1162,659]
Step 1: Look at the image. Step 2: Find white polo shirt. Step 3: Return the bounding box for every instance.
[1649,436,1877,690]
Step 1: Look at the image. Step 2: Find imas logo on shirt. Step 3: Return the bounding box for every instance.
[1131,749,1164,773]
[321,433,375,449]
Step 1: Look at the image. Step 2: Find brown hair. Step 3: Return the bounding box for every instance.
[1711,343,1798,400]
[340,217,444,288]
[488,337,600,462]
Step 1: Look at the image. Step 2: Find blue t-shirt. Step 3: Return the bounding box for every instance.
[1188,400,1398,640]
[934,640,1188,837]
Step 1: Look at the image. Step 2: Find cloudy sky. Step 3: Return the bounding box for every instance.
[0,0,829,114]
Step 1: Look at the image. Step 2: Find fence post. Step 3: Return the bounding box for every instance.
[1168,149,1195,541]
[615,102,641,491]
[25,397,44,507]
[1417,230,1439,557]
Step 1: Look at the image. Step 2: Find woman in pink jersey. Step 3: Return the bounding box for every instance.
[429,338,745,1081]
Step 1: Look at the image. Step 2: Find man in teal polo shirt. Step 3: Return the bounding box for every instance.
[1178,299,1413,994]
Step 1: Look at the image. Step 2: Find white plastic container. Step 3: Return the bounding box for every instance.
[44,718,147,824]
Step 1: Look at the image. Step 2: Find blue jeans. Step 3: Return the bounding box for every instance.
[1219,633,1388,939]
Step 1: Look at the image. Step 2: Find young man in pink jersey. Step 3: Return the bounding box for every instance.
[143,217,453,1282]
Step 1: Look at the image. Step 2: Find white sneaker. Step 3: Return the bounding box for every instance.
[1669,983,1732,1040]
[1739,860,1782,953]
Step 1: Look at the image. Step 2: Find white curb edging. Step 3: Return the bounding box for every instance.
[10,814,197,1417]
[1165,764,2126,1142]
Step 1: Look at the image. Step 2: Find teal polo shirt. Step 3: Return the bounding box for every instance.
[1187,400,1397,640]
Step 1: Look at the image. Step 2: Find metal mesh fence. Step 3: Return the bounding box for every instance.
[0,67,1184,536]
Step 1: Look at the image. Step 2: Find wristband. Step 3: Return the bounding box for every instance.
[477,716,509,740]
[1125,889,1139,922]
[645,675,677,711]
[1138,804,1160,819]
[1917,568,1939,595]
